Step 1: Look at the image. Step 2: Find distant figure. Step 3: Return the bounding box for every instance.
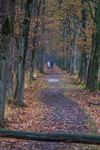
[50,61,54,69]
[47,61,51,69]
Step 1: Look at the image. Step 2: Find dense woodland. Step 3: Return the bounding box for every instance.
[0,0,100,128]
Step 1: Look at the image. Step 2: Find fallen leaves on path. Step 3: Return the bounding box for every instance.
[65,74,100,134]
[0,69,100,150]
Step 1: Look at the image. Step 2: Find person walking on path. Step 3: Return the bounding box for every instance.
[50,61,54,69]
[47,61,51,69]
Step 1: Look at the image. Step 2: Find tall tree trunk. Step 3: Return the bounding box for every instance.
[70,45,77,75]
[29,49,35,81]
[86,1,100,90]
[39,0,45,73]
[0,36,10,126]
[86,33,100,90]
[29,0,40,81]
[0,59,6,127]
[0,0,15,127]
[70,26,78,75]
[15,0,34,106]
[78,52,88,83]
[0,1,6,126]
[78,0,88,82]
[39,48,45,73]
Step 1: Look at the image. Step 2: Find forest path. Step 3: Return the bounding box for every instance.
[38,68,89,134]
[0,67,99,150]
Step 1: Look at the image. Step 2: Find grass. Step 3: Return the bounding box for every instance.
[79,83,86,89]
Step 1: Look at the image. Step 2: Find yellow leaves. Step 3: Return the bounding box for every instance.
[47,0,81,22]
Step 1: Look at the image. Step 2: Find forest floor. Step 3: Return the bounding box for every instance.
[0,66,100,150]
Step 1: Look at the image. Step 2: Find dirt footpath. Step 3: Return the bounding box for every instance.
[0,68,100,150]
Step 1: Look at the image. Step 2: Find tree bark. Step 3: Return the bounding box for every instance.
[14,0,35,106]
[39,0,45,74]
[0,0,15,127]
[78,52,88,83]
[78,0,88,83]
[86,2,100,90]
[29,0,40,81]
[0,58,6,127]
[86,33,100,90]
[29,49,35,81]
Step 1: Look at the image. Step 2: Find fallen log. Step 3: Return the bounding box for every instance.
[0,129,100,145]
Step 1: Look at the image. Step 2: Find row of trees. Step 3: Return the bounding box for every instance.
[0,0,100,127]
[51,0,100,91]
[0,0,50,127]
[0,0,41,127]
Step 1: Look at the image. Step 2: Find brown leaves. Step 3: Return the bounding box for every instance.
[66,80,100,134]
[0,69,100,149]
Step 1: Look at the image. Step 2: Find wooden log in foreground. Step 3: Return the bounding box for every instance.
[0,129,100,145]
